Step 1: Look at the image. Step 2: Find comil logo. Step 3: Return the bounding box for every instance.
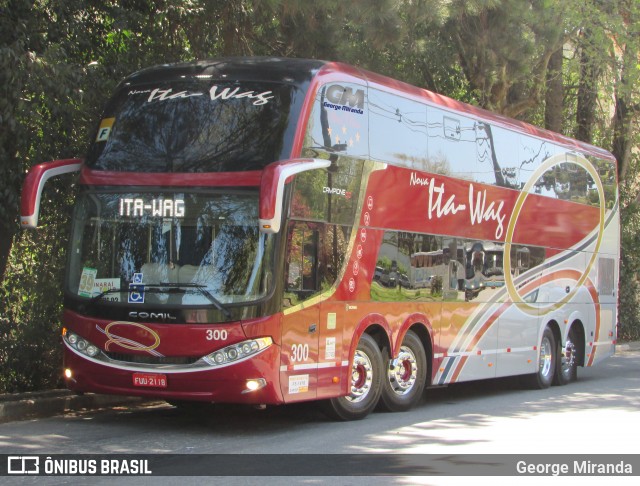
[8,456,39,475]
[128,311,177,321]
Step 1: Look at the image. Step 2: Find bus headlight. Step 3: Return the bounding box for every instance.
[202,337,272,366]
[63,331,102,359]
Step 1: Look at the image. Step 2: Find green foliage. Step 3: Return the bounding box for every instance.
[618,154,640,341]
[0,206,70,392]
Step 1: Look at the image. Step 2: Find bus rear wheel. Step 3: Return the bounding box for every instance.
[524,326,556,389]
[323,333,383,421]
[554,326,579,385]
[378,330,427,412]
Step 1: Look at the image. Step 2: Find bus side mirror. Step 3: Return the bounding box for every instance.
[20,159,82,228]
[258,158,330,234]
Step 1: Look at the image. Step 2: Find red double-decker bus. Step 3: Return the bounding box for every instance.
[21,58,619,420]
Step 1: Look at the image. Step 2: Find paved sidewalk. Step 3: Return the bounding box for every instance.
[615,341,640,352]
[1,343,638,424]
[0,389,147,424]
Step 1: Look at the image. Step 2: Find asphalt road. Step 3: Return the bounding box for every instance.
[1,350,639,485]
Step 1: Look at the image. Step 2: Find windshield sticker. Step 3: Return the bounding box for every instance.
[95,118,115,142]
[128,273,145,303]
[128,284,145,304]
[143,86,274,106]
[78,267,98,297]
[119,198,185,218]
[93,278,121,302]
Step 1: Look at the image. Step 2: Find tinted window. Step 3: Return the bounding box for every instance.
[290,157,365,225]
[371,231,444,302]
[369,89,428,168]
[475,123,520,188]
[427,107,478,179]
[68,190,274,307]
[284,221,351,307]
[303,83,368,159]
[86,81,303,172]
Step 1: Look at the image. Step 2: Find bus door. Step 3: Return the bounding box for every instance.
[317,302,346,399]
[280,222,320,402]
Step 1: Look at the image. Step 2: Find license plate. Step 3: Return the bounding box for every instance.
[133,373,167,388]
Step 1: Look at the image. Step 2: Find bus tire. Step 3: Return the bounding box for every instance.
[524,326,556,389]
[554,326,579,385]
[322,333,383,421]
[378,330,427,412]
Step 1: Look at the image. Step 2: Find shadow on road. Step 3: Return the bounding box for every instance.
[1,353,638,454]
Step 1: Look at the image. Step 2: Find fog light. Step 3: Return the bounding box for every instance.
[64,368,73,379]
[243,378,267,393]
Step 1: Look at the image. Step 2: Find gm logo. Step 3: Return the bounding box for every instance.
[326,85,365,109]
[8,456,39,474]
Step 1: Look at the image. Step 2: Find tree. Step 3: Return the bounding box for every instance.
[575,28,602,143]
[441,0,571,117]
[610,2,640,181]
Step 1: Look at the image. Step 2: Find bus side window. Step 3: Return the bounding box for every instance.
[284,222,350,307]
[285,222,320,302]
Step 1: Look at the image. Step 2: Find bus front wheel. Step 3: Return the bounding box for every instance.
[323,333,383,421]
[378,330,427,412]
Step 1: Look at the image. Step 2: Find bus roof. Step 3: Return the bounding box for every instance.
[118,56,616,165]
[120,57,326,89]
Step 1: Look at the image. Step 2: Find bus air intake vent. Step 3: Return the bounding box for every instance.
[105,352,199,365]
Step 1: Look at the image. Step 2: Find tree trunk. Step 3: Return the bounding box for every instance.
[575,29,599,143]
[612,40,638,181]
[545,47,564,133]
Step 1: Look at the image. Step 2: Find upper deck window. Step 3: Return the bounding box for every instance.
[86,81,302,173]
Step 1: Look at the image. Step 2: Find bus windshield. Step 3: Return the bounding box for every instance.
[85,81,301,172]
[67,190,274,307]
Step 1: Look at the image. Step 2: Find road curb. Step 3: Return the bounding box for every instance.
[616,340,640,353]
[0,390,146,424]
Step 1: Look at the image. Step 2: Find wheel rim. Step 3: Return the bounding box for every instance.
[387,346,418,396]
[347,349,373,403]
[539,335,553,379]
[560,339,576,379]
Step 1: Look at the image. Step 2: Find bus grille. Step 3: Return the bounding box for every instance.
[105,352,199,365]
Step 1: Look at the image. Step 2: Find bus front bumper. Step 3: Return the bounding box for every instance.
[62,344,284,405]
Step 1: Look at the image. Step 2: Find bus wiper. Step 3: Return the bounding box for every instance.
[89,284,233,320]
[143,283,233,320]
[90,288,123,302]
